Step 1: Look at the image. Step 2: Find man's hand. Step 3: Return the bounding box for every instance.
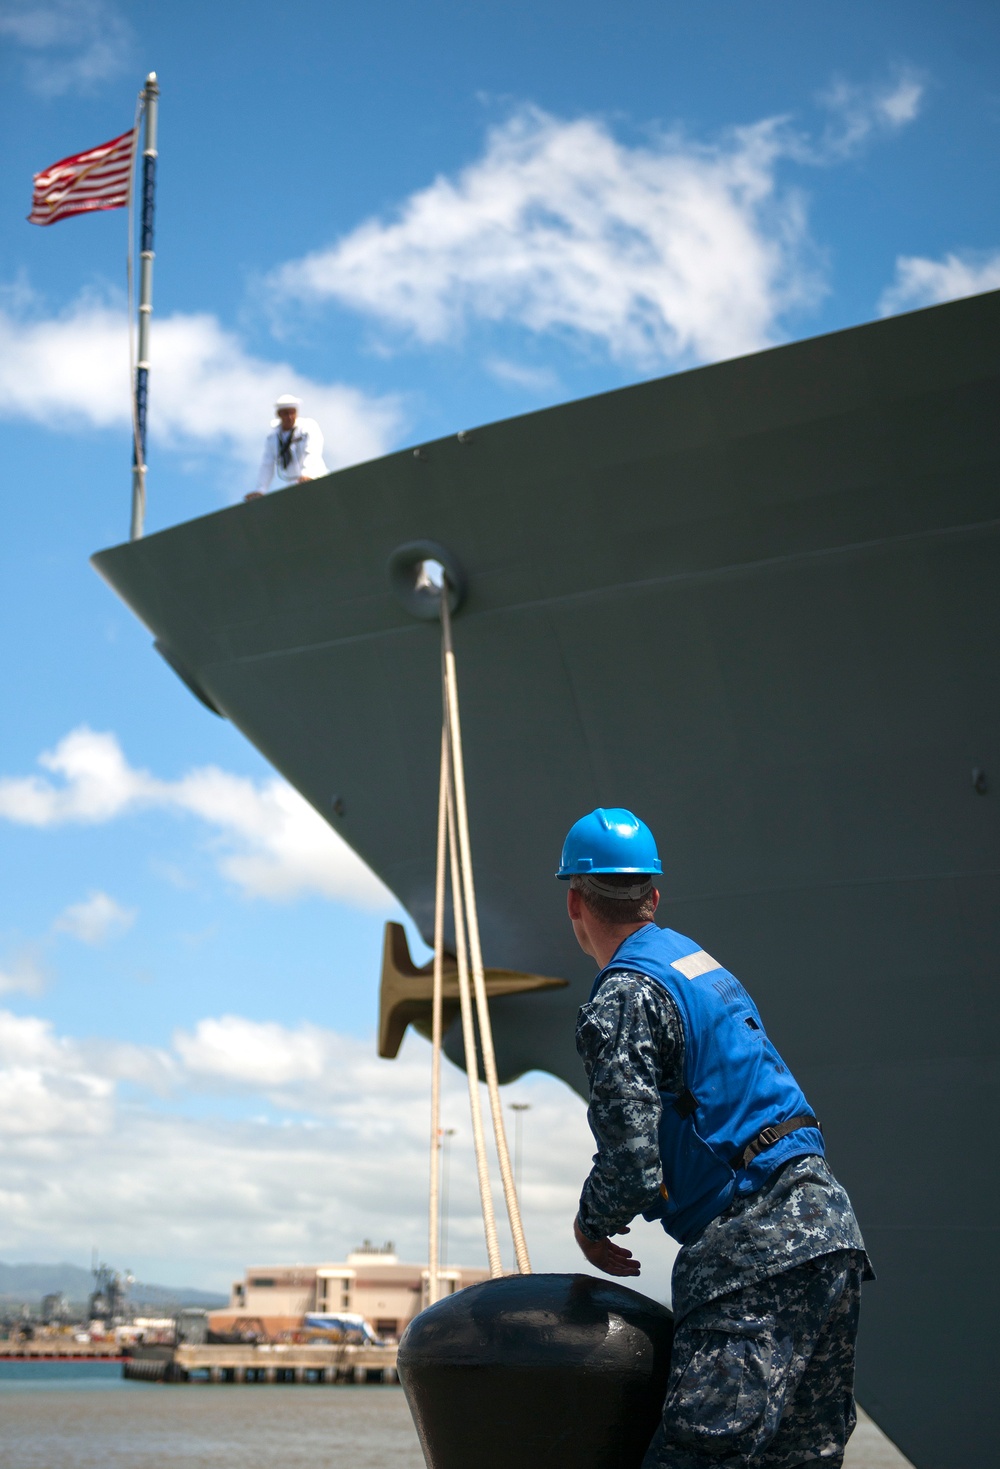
[573,1216,641,1277]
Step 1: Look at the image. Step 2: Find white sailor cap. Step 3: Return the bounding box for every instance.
[275,393,301,410]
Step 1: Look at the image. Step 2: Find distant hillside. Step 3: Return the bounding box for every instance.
[0,1261,226,1310]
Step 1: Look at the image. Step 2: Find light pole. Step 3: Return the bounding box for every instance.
[509,1103,531,1198]
[440,1128,457,1267]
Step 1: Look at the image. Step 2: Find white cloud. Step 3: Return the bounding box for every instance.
[271,81,921,372]
[0,0,132,96]
[0,1011,64,1068]
[878,249,1000,316]
[175,1015,329,1088]
[0,948,48,997]
[272,107,812,369]
[0,727,390,908]
[0,296,402,483]
[0,1006,676,1298]
[485,357,561,393]
[55,890,135,945]
[878,76,924,128]
[0,1011,113,1135]
[815,68,925,159]
[168,766,386,904]
[0,727,147,824]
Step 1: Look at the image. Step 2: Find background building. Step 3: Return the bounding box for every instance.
[210,1241,489,1342]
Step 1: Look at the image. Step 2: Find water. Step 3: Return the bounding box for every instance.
[0,1362,914,1467]
[0,1362,425,1469]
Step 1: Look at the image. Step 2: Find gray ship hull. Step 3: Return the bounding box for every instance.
[93,291,1000,1468]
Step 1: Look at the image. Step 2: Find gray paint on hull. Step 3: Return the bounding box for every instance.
[93,291,1000,1469]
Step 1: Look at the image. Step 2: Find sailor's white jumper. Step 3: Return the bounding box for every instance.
[255,417,328,493]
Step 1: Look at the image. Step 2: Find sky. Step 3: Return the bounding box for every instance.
[0,0,997,1299]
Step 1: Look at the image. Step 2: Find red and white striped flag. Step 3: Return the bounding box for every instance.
[28,127,135,226]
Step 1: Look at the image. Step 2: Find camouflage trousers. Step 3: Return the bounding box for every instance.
[643,1250,865,1469]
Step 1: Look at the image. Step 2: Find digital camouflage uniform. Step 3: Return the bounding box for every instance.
[576,971,873,1468]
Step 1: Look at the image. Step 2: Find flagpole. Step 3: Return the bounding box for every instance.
[131,72,158,541]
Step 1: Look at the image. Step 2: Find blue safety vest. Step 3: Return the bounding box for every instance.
[592,924,824,1245]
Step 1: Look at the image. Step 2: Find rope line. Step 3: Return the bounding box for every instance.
[444,747,503,1277]
[426,728,448,1306]
[439,588,532,1275]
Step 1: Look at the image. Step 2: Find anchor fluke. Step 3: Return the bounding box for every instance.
[378,921,568,1060]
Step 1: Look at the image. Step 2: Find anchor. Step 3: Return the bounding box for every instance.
[378,921,568,1060]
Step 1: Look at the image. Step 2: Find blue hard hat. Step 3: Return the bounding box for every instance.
[556,808,662,879]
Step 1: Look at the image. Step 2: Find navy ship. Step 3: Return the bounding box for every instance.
[93,289,1000,1469]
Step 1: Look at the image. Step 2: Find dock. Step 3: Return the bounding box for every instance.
[124,1342,399,1384]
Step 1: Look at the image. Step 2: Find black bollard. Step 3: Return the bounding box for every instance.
[398,1273,674,1469]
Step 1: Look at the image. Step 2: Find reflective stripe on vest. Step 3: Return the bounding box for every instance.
[592,924,825,1245]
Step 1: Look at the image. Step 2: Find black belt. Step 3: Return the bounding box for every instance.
[729,1114,821,1172]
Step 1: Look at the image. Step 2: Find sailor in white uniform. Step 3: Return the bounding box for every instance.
[247,394,328,498]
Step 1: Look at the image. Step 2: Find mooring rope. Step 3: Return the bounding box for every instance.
[439,585,532,1275]
[444,747,504,1276]
[426,728,448,1306]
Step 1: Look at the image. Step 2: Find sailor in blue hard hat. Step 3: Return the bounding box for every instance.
[557,808,661,967]
[558,808,872,1469]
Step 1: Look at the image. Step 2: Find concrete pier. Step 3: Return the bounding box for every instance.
[123,1342,398,1384]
